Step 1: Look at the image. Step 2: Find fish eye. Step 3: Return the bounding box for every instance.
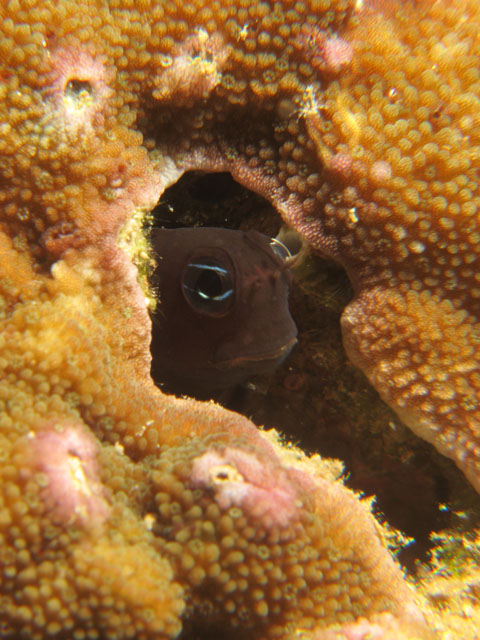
[183,258,234,315]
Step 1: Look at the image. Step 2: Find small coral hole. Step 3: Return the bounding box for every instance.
[47,48,113,131]
[65,78,94,100]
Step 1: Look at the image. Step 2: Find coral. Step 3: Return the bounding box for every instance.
[292,24,354,75]
[0,0,479,638]
[151,30,229,106]
[148,432,429,637]
[298,612,427,640]
[414,524,480,638]
[188,446,308,528]
[18,422,110,528]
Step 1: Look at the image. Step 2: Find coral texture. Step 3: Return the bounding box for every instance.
[0,0,479,637]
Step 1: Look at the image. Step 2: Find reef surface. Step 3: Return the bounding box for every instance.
[1,0,480,638]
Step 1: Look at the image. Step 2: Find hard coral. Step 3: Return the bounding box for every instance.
[0,0,478,638]
[292,24,353,75]
[189,446,308,529]
[18,422,109,528]
[151,30,229,106]
[149,432,427,637]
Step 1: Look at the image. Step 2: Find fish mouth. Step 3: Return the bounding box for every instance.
[214,336,298,370]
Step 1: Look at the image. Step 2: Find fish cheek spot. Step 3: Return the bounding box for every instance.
[182,258,234,316]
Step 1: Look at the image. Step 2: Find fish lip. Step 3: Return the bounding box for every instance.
[213,336,298,368]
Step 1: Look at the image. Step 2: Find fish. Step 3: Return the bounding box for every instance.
[149,227,298,396]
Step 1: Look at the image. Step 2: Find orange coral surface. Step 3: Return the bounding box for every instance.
[0,0,479,637]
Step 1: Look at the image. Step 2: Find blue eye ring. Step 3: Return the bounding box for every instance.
[182,257,234,316]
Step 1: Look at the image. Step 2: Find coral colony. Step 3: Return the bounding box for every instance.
[0,0,480,638]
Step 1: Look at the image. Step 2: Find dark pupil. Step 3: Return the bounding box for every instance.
[196,269,224,299]
[183,260,234,314]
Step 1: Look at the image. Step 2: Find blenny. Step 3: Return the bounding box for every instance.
[150,227,297,395]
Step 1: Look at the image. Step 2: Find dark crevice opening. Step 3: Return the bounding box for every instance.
[151,171,280,234]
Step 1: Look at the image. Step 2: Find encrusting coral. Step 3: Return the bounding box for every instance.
[0,0,479,637]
